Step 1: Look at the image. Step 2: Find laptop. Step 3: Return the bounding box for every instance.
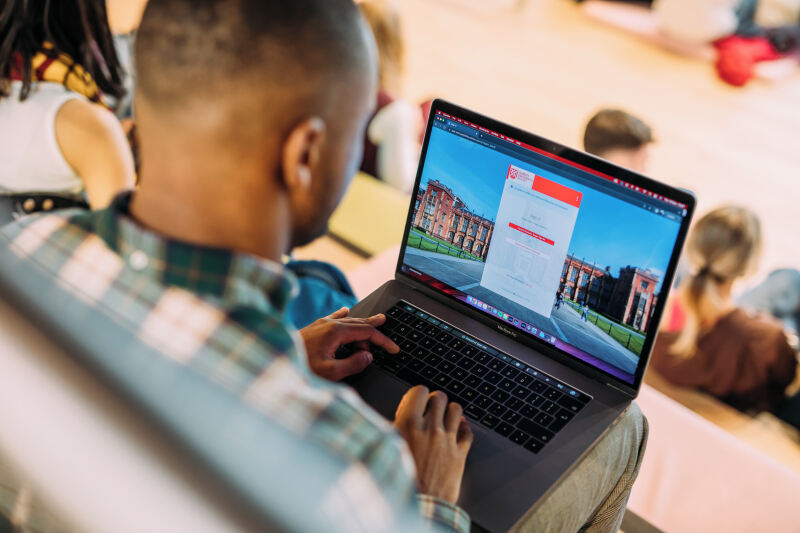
[346,100,695,532]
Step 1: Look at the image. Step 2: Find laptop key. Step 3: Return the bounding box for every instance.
[544,388,562,402]
[462,388,478,403]
[512,386,531,400]
[524,438,544,454]
[504,397,524,411]
[420,337,436,349]
[459,358,476,370]
[387,306,403,317]
[529,394,545,407]
[494,422,514,437]
[448,338,466,351]
[444,350,463,363]
[477,382,494,396]
[502,366,520,379]
[472,364,489,377]
[474,395,492,409]
[410,318,428,330]
[487,359,503,371]
[484,371,502,384]
[437,360,455,373]
[502,411,521,425]
[408,330,424,343]
[461,345,477,358]
[481,414,500,429]
[549,410,574,432]
[421,366,438,379]
[514,373,533,386]
[533,412,554,427]
[398,312,415,324]
[510,430,530,446]
[488,402,506,416]
[447,381,466,395]
[408,359,425,372]
[491,389,510,403]
[518,418,555,444]
[464,404,486,421]
[530,381,547,394]
[556,395,585,413]
[542,401,560,415]
[434,374,451,388]
[464,375,481,388]
[452,368,468,381]
[436,331,454,344]
[474,351,491,364]
[422,325,439,337]
[520,405,537,418]
[385,359,402,373]
[424,354,442,367]
[432,344,449,356]
[399,339,415,352]
[410,346,428,359]
[499,379,515,391]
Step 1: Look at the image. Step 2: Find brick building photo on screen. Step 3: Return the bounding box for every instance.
[402,124,681,382]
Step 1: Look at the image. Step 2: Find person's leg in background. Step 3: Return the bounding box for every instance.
[509,403,648,533]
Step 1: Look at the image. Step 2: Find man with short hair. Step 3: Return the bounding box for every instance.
[583,109,654,174]
[0,1,647,531]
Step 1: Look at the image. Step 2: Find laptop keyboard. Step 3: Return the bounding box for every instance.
[371,302,592,454]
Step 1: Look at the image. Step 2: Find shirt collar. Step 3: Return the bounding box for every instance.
[88,192,298,315]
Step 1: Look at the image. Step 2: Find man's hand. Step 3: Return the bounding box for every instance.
[393,386,474,504]
[299,307,399,381]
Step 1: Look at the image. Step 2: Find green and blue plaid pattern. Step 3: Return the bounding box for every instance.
[0,194,470,533]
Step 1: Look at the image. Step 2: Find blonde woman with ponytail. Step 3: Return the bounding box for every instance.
[650,206,798,422]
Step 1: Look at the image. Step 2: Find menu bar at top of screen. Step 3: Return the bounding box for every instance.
[433,110,688,212]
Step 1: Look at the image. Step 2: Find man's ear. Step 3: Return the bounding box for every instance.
[281,117,327,195]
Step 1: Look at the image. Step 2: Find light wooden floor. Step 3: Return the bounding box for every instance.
[301,0,800,287]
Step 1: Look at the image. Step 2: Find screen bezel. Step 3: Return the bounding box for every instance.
[395,99,696,397]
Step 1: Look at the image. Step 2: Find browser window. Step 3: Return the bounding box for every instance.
[400,110,687,384]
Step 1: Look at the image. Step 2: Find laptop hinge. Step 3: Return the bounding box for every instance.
[606,381,632,396]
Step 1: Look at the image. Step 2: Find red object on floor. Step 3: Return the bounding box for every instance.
[713,35,784,87]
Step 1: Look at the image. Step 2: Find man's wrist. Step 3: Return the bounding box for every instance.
[416,494,471,533]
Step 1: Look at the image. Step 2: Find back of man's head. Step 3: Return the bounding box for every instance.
[583,109,654,173]
[136,0,371,131]
[132,0,378,252]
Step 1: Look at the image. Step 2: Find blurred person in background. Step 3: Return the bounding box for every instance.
[739,268,800,336]
[583,108,654,174]
[357,0,421,193]
[0,0,136,220]
[650,206,799,429]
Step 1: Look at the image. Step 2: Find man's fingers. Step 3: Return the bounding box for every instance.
[396,385,430,425]
[331,323,399,353]
[327,307,350,319]
[327,350,372,381]
[457,417,474,450]
[444,401,464,433]
[423,390,448,430]
[364,313,386,326]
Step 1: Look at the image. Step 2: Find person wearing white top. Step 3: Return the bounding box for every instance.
[0,0,135,210]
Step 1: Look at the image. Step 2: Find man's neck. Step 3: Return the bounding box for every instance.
[130,163,290,263]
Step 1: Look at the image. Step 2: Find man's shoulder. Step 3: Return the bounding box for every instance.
[0,209,407,466]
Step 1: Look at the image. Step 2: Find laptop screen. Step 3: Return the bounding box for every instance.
[397,103,692,387]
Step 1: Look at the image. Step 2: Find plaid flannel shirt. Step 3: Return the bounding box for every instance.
[0,193,471,533]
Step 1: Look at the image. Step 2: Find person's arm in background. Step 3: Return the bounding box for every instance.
[369,99,421,193]
[55,99,136,207]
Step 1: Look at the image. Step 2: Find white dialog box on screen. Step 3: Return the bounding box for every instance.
[481,165,581,317]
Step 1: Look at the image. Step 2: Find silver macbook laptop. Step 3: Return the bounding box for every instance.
[347,100,695,532]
